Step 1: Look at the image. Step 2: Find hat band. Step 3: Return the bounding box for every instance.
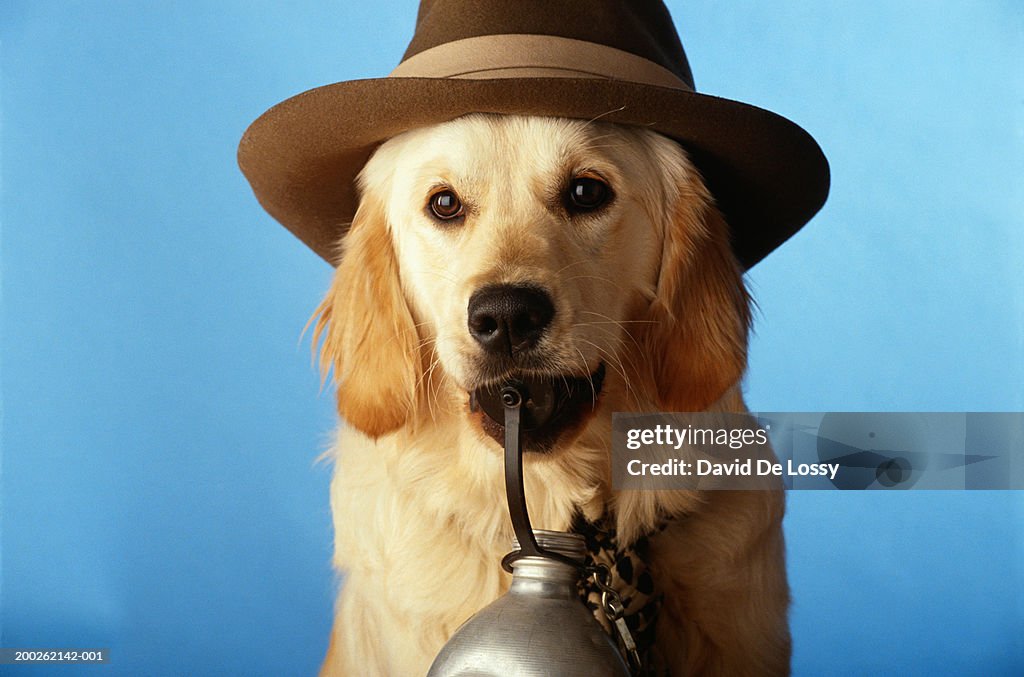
[390,34,691,91]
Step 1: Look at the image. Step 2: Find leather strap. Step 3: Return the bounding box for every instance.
[500,384,582,572]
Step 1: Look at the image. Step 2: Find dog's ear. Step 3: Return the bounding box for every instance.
[643,188,751,412]
[312,197,421,438]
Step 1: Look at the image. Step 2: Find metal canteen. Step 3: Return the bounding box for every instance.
[427,531,630,677]
[427,383,630,677]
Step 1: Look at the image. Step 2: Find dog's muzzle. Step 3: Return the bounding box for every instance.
[470,363,606,452]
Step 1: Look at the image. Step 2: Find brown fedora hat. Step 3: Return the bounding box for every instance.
[238,0,829,270]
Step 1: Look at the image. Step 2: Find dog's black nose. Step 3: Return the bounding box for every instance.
[467,285,555,355]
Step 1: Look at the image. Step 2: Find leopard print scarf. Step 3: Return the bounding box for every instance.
[572,512,668,675]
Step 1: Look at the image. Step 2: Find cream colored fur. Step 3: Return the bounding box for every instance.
[314,115,790,676]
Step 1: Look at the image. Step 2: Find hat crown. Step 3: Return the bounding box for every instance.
[404,0,695,89]
[239,0,829,269]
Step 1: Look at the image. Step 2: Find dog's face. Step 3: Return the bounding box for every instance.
[378,116,662,392]
[314,114,750,451]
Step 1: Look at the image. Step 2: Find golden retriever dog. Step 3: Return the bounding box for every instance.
[312,113,788,676]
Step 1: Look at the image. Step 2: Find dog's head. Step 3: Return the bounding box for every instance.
[313,114,750,451]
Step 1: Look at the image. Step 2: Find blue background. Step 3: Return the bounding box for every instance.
[1,1,1021,675]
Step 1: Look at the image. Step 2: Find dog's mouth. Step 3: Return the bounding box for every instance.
[469,363,606,453]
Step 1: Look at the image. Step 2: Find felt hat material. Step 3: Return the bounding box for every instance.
[238,0,829,269]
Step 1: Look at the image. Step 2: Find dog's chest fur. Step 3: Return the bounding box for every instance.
[326,416,611,674]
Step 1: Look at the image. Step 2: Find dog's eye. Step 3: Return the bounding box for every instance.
[566,176,611,212]
[428,190,464,220]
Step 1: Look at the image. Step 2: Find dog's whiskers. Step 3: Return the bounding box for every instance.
[577,313,657,324]
[575,310,649,353]
[582,105,628,127]
[581,324,646,404]
[573,347,599,407]
[575,337,642,409]
[420,349,446,422]
[562,274,629,293]
[553,258,592,276]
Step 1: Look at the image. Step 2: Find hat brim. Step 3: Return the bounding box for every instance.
[237,77,829,269]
